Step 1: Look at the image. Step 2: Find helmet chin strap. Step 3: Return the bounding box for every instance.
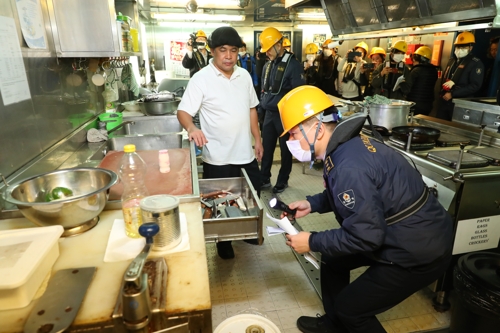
[299,114,323,168]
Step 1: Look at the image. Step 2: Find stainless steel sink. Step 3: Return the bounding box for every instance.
[89,133,184,160]
[121,115,183,134]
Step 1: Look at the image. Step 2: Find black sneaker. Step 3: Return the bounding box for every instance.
[216,241,234,259]
[261,178,271,188]
[297,314,334,333]
[273,182,288,193]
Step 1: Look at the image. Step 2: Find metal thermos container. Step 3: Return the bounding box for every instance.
[140,195,181,251]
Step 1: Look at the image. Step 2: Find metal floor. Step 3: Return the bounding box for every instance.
[207,159,452,332]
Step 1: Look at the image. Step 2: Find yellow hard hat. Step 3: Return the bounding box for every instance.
[260,27,283,52]
[278,86,334,137]
[305,43,319,55]
[322,39,333,48]
[283,38,291,47]
[196,30,207,38]
[414,46,432,59]
[355,41,368,55]
[369,46,386,58]
[393,40,408,53]
[455,31,475,45]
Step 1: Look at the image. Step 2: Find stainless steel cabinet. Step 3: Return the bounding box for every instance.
[46,0,121,57]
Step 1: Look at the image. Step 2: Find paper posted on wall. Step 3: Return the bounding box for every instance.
[265,212,321,269]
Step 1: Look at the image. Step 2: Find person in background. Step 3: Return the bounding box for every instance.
[337,41,368,101]
[479,36,499,96]
[255,47,268,131]
[304,43,319,85]
[238,42,259,93]
[182,30,212,129]
[277,85,453,333]
[177,26,263,260]
[259,27,305,193]
[399,46,438,116]
[437,31,484,120]
[363,47,386,97]
[283,38,292,53]
[315,39,341,96]
[182,30,212,77]
[371,40,409,99]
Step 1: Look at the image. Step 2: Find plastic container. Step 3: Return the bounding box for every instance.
[119,144,149,238]
[0,225,64,310]
[450,252,500,333]
[130,28,139,52]
[98,112,123,132]
[215,308,281,333]
[140,195,181,251]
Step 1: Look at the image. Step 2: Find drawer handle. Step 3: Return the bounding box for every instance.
[494,122,500,127]
[463,115,470,120]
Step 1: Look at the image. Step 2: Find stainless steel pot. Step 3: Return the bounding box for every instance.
[365,100,415,131]
[138,97,181,116]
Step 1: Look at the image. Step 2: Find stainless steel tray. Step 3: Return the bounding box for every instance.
[199,169,263,244]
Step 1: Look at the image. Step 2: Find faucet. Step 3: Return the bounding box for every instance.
[107,121,136,135]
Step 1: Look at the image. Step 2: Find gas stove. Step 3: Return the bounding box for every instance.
[365,116,500,311]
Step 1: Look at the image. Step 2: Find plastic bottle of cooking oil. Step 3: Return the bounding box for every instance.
[119,144,149,238]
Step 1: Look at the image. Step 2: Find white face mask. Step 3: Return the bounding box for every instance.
[455,48,469,59]
[393,54,405,63]
[323,49,332,57]
[306,54,315,61]
[286,140,312,162]
[197,43,206,51]
[239,51,246,57]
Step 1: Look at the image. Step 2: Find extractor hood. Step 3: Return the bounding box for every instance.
[319,0,497,35]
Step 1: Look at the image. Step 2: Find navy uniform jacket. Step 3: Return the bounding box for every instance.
[260,52,305,112]
[307,133,453,268]
[442,54,484,98]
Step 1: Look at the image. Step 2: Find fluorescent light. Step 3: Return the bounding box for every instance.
[153,12,245,21]
[158,21,229,28]
[297,12,326,20]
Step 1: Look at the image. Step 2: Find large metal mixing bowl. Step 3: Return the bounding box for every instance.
[138,97,181,116]
[3,168,118,237]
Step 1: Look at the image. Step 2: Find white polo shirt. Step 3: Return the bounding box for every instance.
[178,60,259,165]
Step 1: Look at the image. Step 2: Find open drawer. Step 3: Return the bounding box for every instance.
[199,169,263,244]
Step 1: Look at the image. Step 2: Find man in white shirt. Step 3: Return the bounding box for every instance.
[177,26,263,259]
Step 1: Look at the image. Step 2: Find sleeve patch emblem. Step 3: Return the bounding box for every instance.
[476,68,482,75]
[337,189,355,209]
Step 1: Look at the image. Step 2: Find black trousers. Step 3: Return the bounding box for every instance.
[202,159,261,197]
[261,110,292,185]
[320,253,451,333]
[436,98,454,121]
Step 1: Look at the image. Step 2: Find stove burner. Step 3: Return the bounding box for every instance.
[436,133,470,147]
[467,147,500,166]
[389,137,435,151]
[427,150,489,169]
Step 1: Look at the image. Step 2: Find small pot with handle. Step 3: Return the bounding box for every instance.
[366,100,415,131]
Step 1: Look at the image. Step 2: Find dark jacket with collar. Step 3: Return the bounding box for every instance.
[371,61,409,100]
[306,115,453,268]
[260,51,305,112]
[441,53,484,99]
[182,50,212,78]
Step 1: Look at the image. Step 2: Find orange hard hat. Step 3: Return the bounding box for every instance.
[196,30,207,38]
[393,40,408,53]
[369,47,386,58]
[455,31,475,45]
[355,41,369,56]
[305,43,319,55]
[278,86,334,137]
[283,38,291,47]
[260,27,283,52]
[414,46,432,59]
[322,39,333,48]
